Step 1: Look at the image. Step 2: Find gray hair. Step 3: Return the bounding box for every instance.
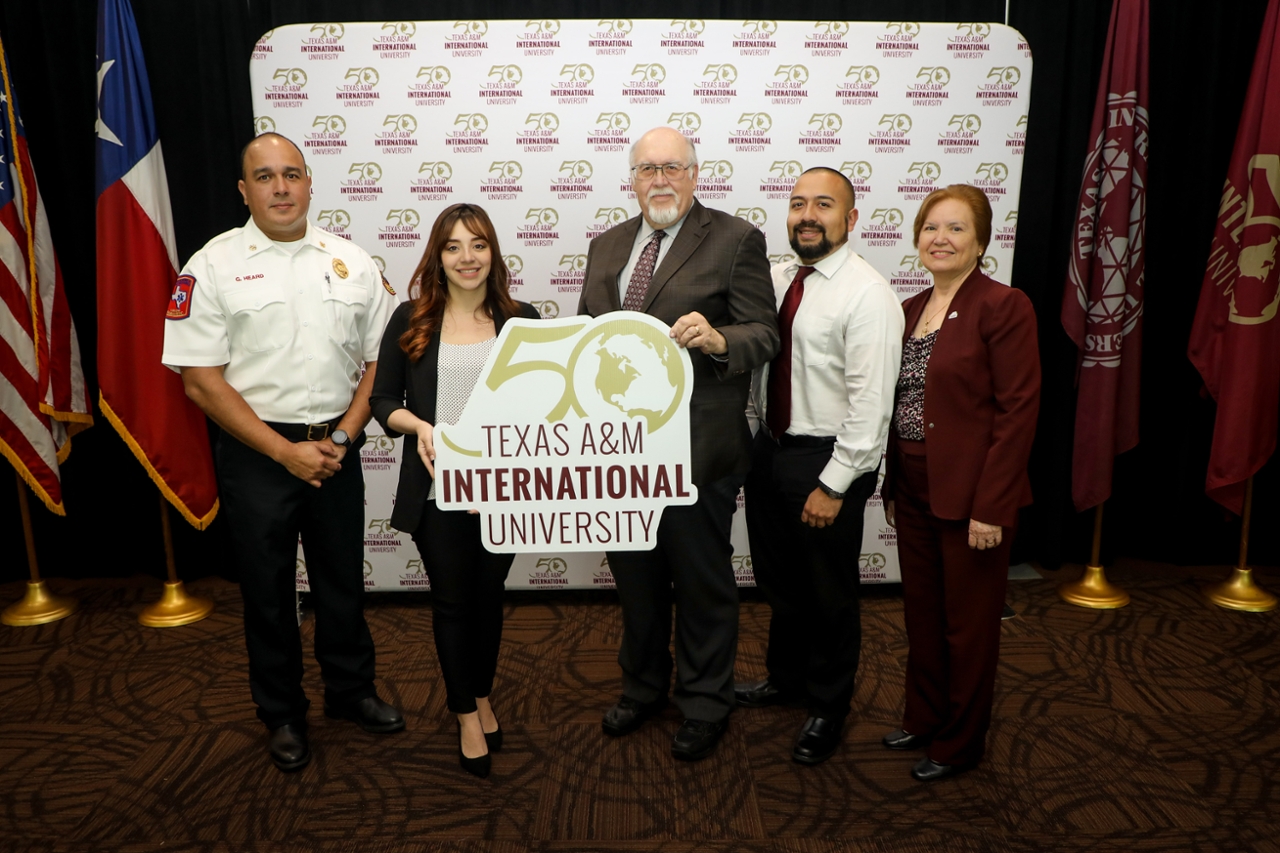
[628,130,698,169]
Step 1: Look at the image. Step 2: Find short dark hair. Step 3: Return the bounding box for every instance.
[239,132,306,180]
[912,184,993,251]
[800,166,857,208]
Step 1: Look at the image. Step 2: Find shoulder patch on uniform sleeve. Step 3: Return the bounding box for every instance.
[166,275,196,320]
[381,275,396,296]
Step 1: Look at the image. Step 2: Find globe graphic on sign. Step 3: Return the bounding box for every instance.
[568,318,685,434]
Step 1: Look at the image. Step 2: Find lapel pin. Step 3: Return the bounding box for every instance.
[948,311,958,319]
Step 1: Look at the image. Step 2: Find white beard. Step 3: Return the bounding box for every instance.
[643,190,681,225]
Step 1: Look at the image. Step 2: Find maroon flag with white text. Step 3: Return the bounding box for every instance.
[1187,0,1280,514]
[1061,0,1150,513]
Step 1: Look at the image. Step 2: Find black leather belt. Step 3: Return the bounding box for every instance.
[265,419,341,442]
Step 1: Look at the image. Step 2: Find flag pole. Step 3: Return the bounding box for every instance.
[1203,476,1276,612]
[1,471,77,625]
[138,493,214,627]
[1058,501,1130,608]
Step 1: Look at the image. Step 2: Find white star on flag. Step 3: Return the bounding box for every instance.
[96,58,122,146]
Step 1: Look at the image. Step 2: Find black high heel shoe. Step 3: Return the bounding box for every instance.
[484,722,503,753]
[457,721,491,779]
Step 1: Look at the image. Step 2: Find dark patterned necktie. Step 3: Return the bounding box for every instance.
[766,265,817,439]
[622,230,666,311]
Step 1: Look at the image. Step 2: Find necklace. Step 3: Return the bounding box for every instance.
[918,294,954,336]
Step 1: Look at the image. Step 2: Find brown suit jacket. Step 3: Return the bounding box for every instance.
[577,199,780,486]
[883,270,1040,528]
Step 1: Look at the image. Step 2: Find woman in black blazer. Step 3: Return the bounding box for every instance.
[370,203,539,778]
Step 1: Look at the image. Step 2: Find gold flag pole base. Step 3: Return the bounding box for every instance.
[1059,564,1131,609]
[1059,502,1129,608]
[1203,568,1277,613]
[138,580,214,628]
[1204,477,1275,612]
[2,580,78,626]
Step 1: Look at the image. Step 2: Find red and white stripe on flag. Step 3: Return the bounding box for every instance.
[0,39,92,515]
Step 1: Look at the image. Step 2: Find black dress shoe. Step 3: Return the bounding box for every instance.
[268,723,311,772]
[457,721,491,779]
[734,678,801,709]
[911,756,966,782]
[792,716,842,765]
[602,696,665,737]
[324,695,406,733]
[882,728,931,751]
[671,718,727,761]
[484,723,503,753]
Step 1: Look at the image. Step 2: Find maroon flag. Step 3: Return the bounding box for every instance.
[1061,0,1150,513]
[1188,0,1280,514]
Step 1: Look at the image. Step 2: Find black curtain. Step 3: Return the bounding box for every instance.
[0,0,1274,584]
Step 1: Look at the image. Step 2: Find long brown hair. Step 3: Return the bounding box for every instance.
[398,203,519,361]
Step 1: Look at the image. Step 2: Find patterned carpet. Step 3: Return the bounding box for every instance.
[2,560,1278,853]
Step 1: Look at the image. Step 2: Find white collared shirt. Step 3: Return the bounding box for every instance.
[751,242,905,491]
[615,211,688,303]
[162,218,399,423]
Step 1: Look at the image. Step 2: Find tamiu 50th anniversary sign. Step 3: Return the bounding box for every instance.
[434,312,698,551]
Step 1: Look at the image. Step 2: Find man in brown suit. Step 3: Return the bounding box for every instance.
[577,126,779,761]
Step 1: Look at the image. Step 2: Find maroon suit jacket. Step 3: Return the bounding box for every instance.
[883,270,1040,528]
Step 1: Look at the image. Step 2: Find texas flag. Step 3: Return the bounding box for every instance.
[96,0,217,527]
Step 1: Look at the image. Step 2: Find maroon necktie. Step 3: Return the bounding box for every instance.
[766,265,816,439]
[622,230,666,311]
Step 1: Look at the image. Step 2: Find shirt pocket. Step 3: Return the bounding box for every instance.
[324,283,367,346]
[796,304,839,367]
[224,286,290,353]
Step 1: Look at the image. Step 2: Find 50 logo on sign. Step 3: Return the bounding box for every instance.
[480,161,521,201]
[482,64,524,104]
[695,63,738,103]
[409,65,452,105]
[432,313,697,552]
[375,114,419,153]
[518,113,560,152]
[412,161,454,202]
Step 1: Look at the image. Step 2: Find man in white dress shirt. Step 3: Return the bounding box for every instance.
[736,167,904,764]
[162,133,402,772]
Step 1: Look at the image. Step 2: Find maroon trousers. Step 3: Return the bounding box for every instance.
[894,444,1009,767]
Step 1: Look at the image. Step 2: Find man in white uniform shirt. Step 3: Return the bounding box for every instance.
[736,167,904,764]
[162,133,402,772]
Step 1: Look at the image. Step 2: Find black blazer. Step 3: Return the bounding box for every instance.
[370,299,540,533]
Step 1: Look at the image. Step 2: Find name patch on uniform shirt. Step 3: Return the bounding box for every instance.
[166,275,196,320]
[381,275,396,296]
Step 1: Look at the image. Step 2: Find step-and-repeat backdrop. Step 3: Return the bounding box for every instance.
[249,19,1032,591]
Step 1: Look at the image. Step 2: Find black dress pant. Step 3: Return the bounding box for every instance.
[605,473,742,723]
[215,431,377,729]
[411,498,514,714]
[744,430,879,719]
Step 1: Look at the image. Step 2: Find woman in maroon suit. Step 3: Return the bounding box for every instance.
[880,185,1040,782]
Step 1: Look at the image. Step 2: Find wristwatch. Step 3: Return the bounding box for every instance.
[330,429,351,448]
[816,480,845,500]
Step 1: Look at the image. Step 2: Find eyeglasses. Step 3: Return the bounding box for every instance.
[631,163,693,181]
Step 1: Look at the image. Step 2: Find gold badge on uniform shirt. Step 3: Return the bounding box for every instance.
[332,258,349,279]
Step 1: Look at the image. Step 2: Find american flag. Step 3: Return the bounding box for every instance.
[0,35,91,515]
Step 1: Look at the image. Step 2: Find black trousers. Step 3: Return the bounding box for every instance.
[744,430,879,719]
[215,431,377,729]
[605,473,742,723]
[411,499,514,714]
